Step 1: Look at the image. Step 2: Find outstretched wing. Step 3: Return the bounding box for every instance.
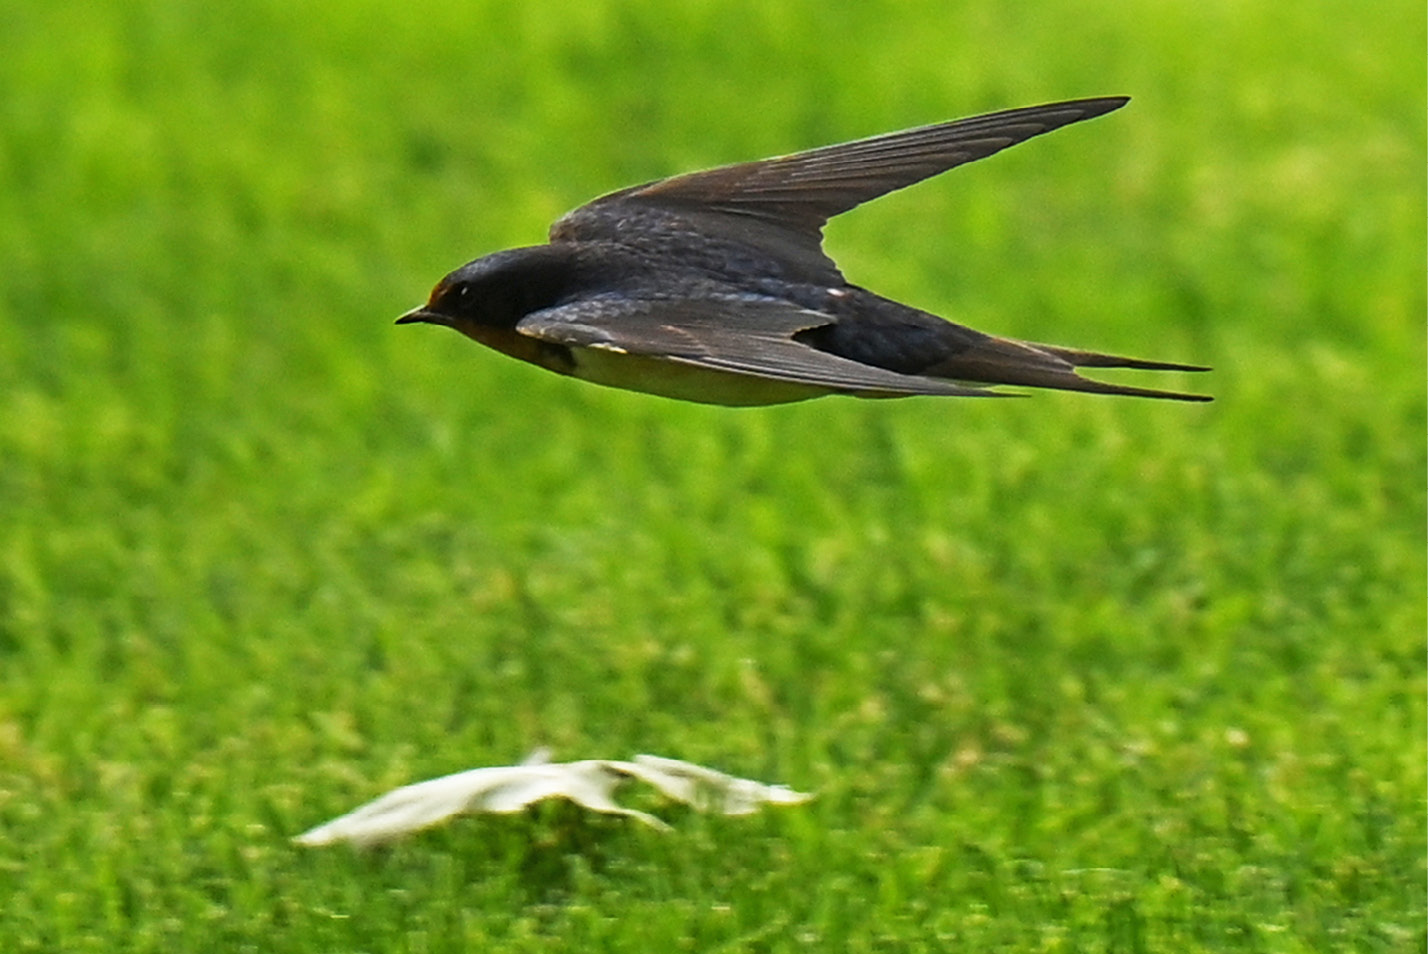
[550,97,1129,281]
[515,296,998,400]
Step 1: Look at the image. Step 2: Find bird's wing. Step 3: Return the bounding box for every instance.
[550,98,1128,281]
[515,296,999,398]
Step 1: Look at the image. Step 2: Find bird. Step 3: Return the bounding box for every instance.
[398,97,1210,406]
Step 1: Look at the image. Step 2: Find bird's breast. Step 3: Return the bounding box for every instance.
[453,322,577,375]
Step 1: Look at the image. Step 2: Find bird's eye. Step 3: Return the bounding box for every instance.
[433,283,470,309]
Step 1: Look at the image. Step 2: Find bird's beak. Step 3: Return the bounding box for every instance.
[395,306,445,325]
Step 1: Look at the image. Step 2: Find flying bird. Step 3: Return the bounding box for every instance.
[399,97,1210,405]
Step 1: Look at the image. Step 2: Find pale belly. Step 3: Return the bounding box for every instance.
[566,348,832,406]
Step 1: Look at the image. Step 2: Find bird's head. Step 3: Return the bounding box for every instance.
[397,246,576,331]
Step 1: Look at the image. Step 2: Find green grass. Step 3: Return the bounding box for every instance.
[2,0,1423,949]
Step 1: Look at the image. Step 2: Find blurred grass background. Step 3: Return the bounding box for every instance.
[1,0,1423,950]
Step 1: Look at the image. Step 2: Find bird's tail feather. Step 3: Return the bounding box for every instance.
[927,336,1212,402]
[1028,342,1210,374]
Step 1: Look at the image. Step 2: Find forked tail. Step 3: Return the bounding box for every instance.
[927,335,1212,402]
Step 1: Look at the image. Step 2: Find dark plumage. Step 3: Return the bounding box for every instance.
[399,97,1210,405]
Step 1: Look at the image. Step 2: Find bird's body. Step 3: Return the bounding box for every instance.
[400,97,1210,405]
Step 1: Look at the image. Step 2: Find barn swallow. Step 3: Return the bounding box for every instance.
[399,97,1210,405]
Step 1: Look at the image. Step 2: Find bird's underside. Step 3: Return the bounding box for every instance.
[513,282,1210,405]
[401,96,1211,405]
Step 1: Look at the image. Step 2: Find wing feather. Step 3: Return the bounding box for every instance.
[552,98,1127,245]
[516,297,998,398]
